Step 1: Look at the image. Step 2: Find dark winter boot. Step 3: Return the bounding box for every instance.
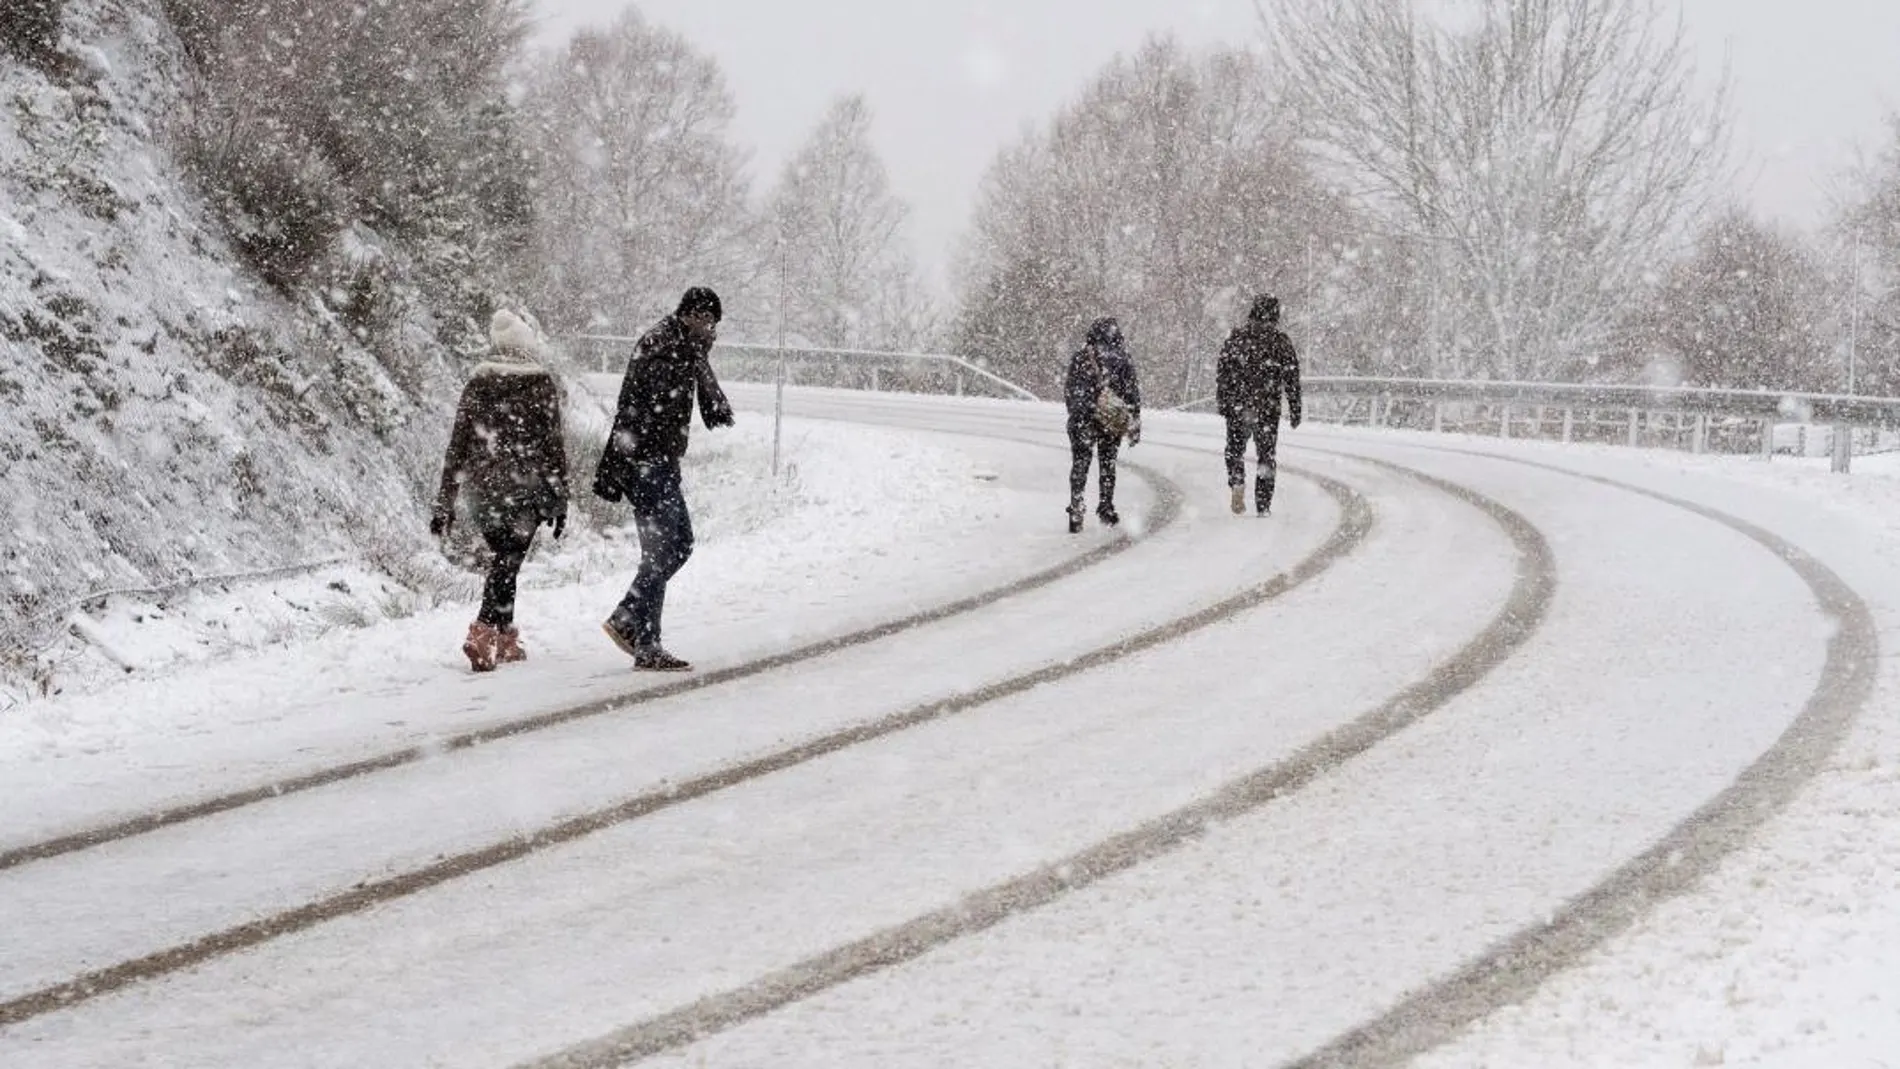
[495,625,527,664]
[462,622,499,673]
[1256,477,1275,517]
[1067,499,1085,534]
[602,618,641,659]
[1097,502,1120,528]
[633,646,693,673]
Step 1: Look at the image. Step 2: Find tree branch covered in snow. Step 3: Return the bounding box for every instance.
[520,9,757,337]
[764,95,934,354]
[952,37,1356,403]
[1266,0,1729,380]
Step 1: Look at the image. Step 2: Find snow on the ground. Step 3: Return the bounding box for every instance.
[1300,425,1900,1069]
[0,414,1106,838]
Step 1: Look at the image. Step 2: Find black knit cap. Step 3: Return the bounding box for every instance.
[1250,294,1281,324]
[677,286,723,323]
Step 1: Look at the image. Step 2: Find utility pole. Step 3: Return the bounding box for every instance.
[1849,229,1862,395]
[773,222,788,478]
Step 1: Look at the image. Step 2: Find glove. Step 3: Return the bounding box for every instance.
[705,398,736,429]
[1127,417,1142,446]
[551,507,567,541]
[1290,411,1303,429]
[429,510,451,538]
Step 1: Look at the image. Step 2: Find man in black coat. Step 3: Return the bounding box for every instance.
[1064,317,1142,533]
[594,286,735,671]
[1215,294,1303,516]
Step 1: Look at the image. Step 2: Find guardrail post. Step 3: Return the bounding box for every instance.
[1370,396,1383,427]
[1499,404,1511,439]
[1760,420,1774,461]
[1627,409,1640,448]
[1561,408,1575,443]
[1831,424,1853,474]
[1431,402,1443,434]
[955,374,965,397]
[1692,414,1708,455]
[871,367,880,393]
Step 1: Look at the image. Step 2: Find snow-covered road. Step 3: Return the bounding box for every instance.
[0,388,1881,1068]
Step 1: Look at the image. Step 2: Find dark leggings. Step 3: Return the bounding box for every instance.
[477,522,536,627]
[1068,419,1120,510]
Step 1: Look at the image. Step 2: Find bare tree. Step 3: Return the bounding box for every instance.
[765,95,933,352]
[1266,0,1728,380]
[523,9,758,336]
[953,38,1352,401]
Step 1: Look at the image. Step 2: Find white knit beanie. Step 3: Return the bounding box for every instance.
[489,309,544,358]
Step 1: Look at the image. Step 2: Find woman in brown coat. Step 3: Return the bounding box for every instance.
[432,310,569,671]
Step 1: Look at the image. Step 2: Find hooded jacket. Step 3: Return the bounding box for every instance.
[1064,317,1142,425]
[592,314,735,501]
[1216,301,1302,425]
[435,312,569,531]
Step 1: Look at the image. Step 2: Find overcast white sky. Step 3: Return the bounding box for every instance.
[531,1,1900,292]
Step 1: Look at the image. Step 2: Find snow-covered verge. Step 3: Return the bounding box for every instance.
[1302,427,1900,1069]
[0,415,1101,824]
[0,0,501,641]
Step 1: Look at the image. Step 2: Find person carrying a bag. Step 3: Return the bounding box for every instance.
[1063,316,1142,533]
[592,286,736,672]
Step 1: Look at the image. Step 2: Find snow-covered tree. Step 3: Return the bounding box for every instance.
[177,0,532,291]
[1,0,62,66]
[1609,209,1831,390]
[1836,115,1900,396]
[1268,0,1728,381]
[952,38,1354,402]
[765,95,932,352]
[522,10,757,336]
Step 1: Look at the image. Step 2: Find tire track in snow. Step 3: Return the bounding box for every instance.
[1273,443,1879,1069]
[0,461,1364,1029]
[0,441,1181,875]
[510,454,1553,1069]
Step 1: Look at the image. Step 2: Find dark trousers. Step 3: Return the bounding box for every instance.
[477,520,536,627]
[612,460,695,648]
[1225,413,1280,511]
[1068,418,1120,511]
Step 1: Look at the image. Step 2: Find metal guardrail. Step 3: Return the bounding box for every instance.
[565,336,1040,402]
[1179,376,1900,472]
[566,335,1900,472]
[1178,377,1900,428]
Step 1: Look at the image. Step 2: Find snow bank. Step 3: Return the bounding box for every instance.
[0,414,1072,773]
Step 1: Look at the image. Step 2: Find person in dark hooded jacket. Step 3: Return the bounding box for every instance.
[593,286,736,672]
[1216,294,1303,516]
[1064,316,1142,533]
[432,310,570,673]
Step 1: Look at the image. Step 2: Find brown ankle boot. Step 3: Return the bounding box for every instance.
[462,622,499,673]
[495,625,527,664]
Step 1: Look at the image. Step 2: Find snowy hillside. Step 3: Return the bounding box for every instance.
[0,1,505,670]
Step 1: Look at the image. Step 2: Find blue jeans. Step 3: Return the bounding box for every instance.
[610,460,695,648]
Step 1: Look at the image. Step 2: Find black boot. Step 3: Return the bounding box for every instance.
[1067,500,1084,534]
[1096,502,1120,527]
[1256,477,1275,516]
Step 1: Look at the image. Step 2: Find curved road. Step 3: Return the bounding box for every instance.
[0,387,1869,1068]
